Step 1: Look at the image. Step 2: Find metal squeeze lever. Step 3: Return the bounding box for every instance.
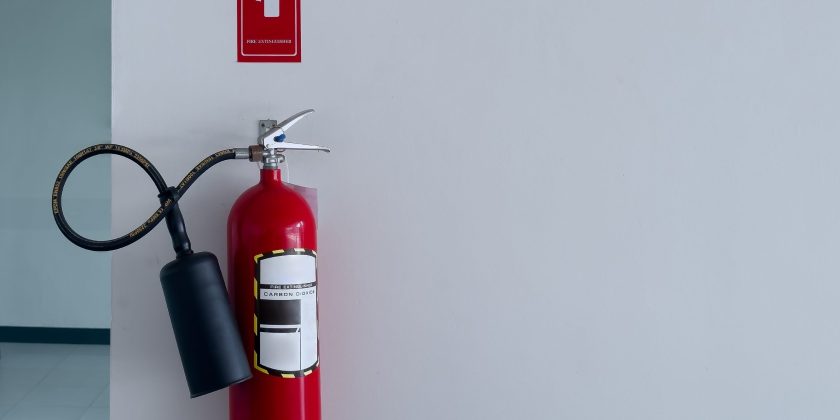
[239,109,330,169]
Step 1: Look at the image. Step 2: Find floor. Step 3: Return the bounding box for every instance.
[0,343,108,420]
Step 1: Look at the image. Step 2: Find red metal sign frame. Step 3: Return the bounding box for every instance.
[238,0,302,62]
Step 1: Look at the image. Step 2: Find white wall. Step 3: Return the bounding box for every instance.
[112,1,840,419]
[0,0,111,329]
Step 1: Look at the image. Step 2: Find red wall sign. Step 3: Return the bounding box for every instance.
[238,0,301,62]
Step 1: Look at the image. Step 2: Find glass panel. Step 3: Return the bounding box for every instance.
[0,0,111,418]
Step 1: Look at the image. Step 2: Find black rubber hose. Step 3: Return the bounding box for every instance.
[52,144,238,252]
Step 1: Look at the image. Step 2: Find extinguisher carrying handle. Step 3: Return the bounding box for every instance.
[258,109,331,152]
[51,145,250,252]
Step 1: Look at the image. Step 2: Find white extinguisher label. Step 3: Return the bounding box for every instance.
[254,249,318,377]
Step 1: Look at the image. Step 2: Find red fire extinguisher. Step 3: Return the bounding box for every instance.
[50,110,329,419]
[229,110,327,420]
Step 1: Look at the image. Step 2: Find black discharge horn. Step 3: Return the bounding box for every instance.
[160,250,252,397]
